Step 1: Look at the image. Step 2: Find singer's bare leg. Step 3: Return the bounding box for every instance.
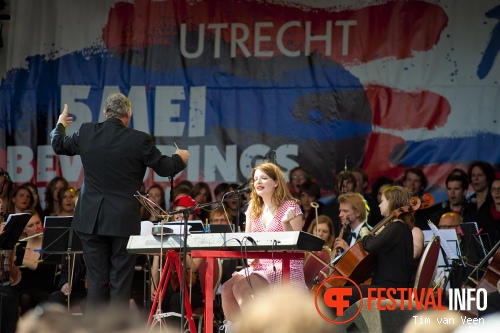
[221,273,269,321]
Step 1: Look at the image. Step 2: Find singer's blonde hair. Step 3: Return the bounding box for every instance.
[248,163,298,221]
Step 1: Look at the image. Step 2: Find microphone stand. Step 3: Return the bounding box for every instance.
[155,195,243,331]
[134,193,170,329]
[168,200,219,331]
[236,194,242,232]
[222,192,246,233]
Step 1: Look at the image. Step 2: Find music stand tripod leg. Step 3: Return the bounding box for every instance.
[171,253,196,333]
[148,251,174,328]
[147,251,197,333]
[67,253,71,314]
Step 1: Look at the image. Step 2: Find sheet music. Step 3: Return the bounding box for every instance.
[426,220,457,261]
[424,221,467,270]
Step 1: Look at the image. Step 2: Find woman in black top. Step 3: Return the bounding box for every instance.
[325,186,414,312]
[362,186,414,288]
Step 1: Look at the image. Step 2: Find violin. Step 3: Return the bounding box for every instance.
[1,249,21,286]
[0,215,22,286]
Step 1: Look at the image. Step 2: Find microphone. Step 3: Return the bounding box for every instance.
[344,156,348,179]
[225,187,251,196]
[339,155,349,194]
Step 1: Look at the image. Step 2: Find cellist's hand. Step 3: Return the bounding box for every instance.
[333,237,349,253]
[373,226,385,236]
[360,227,371,239]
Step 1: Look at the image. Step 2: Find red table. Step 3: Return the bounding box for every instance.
[191,250,305,333]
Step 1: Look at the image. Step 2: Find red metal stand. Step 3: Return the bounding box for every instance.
[147,250,197,333]
[191,250,305,333]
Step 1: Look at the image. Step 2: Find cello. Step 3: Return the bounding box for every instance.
[314,194,434,289]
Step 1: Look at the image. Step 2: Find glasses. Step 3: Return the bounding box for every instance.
[291,176,306,180]
[438,225,459,229]
[491,187,500,193]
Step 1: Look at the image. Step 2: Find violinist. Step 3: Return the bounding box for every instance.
[326,186,414,309]
[333,192,370,255]
[0,197,21,333]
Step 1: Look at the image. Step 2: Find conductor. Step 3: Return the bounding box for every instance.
[50,93,189,309]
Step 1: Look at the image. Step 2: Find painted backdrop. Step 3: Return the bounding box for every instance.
[1,0,499,204]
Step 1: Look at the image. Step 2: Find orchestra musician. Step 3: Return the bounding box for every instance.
[14,210,55,315]
[307,215,335,250]
[325,186,414,311]
[220,162,306,333]
[0,197,21,333]
[333,192,371,255]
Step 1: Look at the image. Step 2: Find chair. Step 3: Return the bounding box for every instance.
[413,235,441,295]
[192,258,223,333]
[303,247,334,291]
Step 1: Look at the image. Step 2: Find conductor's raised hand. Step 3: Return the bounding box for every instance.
[175,149,190,164]
[57,104,74,127]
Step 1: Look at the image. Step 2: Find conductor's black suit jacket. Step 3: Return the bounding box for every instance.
[51,118,185,237]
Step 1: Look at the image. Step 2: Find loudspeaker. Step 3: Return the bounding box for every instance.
[334,298,419,333]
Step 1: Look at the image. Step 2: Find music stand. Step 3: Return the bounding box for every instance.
[40,216,81,263]
[207,224,235,233]
[424,221,464,290]
[0,213,31,330]
[0,213,32,250]
[152,220,205,235]
[134,192,176,331]
[40,216,82,313]
[460,222,487,259]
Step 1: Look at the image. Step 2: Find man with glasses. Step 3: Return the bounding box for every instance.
[209,206,230,226]
[288,167,312,199]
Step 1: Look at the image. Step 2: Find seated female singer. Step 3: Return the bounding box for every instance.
[325,186,414,313]
[220,162,306,333]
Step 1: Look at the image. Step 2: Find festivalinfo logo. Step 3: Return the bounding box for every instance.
[314,276,488,325]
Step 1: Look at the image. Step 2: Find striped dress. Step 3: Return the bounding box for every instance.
[235,200,307,292]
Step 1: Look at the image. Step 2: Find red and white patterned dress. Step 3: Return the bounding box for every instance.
[234,200,308,292]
